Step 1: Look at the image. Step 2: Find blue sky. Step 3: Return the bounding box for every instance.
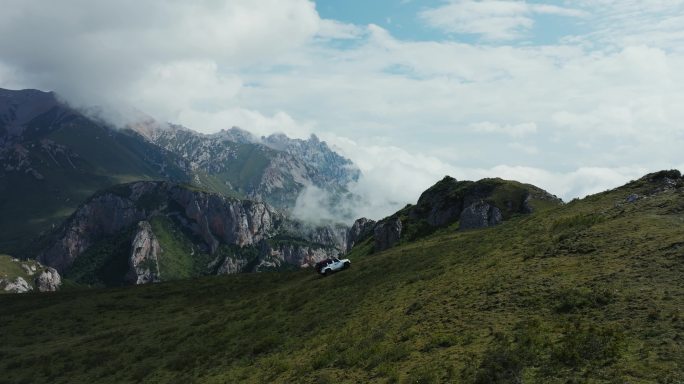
[1,0,684,220]
[315,0,582,45]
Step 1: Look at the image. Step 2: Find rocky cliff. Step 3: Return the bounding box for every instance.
[38,181,348,286]
[126,221,162,284]
[346,217,376,252]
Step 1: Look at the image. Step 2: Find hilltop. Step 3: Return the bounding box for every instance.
[0,170,682,383]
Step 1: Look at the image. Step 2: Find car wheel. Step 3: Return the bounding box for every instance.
[323,269,330,276]
[343,262,350,269]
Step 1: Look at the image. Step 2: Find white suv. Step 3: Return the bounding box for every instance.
[315,257,351,276]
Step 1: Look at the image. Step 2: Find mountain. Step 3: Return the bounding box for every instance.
[138,123,359,209]
[0,88,358,256]
[37,181,348,287]
[0,170,681,382]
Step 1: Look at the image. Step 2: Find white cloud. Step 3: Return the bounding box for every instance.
[317,19,365,40]
[0,0,321,111]
[1,1,683,222]
[469,121,537,137]
[419,0,587,41]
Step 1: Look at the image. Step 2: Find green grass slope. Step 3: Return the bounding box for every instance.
[0,172,683,383]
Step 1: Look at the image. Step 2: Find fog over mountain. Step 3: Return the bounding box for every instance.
[2,0,684,220]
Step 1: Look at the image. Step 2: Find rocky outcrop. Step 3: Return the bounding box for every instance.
[411,176,463,227]
[2,276,32,293]
[127,221,162,284]
[35,267,62,292]
[459,201,503,230]
[374,217,403,252]
[217,257,248,275]
[347,217,376,251]
[345,176,563,255]
[258,241,340,270]
[0,255,62,294]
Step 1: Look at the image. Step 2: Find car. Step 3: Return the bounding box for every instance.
[314,257,351,276]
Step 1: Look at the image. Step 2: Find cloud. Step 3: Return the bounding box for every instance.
[469,121,537,137]
[0,0,321,111]
[419,0,587,41]
[572,0,684,51]
[1,1,683,223]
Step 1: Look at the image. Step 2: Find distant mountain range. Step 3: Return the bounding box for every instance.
[0,88,359,257]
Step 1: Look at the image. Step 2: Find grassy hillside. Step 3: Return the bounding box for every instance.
[0,173,683,383]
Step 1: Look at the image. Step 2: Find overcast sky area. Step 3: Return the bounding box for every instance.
[1,0,684,219]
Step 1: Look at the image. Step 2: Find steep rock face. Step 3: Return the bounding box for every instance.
[347,218,376,252]
[459,201,503,230]
[170,186,283,252]
[35,267,62,292]
[39,193,147,272]
[374,217,403,252]
[127,221,162,284]
[306,224,349,253]
[38,181,349,284]
[39,182,286,272]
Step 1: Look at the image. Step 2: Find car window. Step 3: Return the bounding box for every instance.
[333,258,340,262]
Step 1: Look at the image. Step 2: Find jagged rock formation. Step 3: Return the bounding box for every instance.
[0,255,62,293]
[2,276,31,293]
[127,221,162,284]
[39,192,148,272]
[459,201,503,230]
[348,176,563,254]
[35,267,62,292]
[38,181,349,286]
[347,218,376,252]
[262,133,360,188]
[137,124,360,211]
[374,218,403,252]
